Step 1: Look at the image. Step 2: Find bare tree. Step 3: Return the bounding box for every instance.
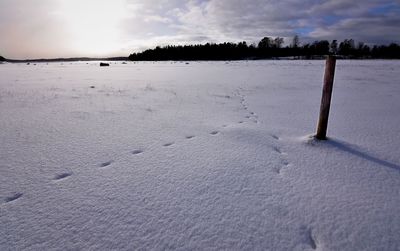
[330,40,338,54]
[291,35,300,48]
[274,37,284,48]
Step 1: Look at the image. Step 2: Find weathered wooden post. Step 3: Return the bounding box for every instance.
[316,55,336,140]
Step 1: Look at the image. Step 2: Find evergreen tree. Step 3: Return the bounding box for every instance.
[258,37,273,48]
[339,39,355,56]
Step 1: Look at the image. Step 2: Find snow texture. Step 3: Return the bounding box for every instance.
[1,60,400,250]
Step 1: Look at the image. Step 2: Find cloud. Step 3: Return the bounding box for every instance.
[0,0,399,58]
[131,0,400,47]
[310,16,400,44]
[308,1,400,44]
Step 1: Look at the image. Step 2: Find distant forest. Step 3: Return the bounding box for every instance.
[129,36,400,61]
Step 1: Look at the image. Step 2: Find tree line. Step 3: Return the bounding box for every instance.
[128,36,400,61]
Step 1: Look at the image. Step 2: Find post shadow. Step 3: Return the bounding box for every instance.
[324,139,400,172]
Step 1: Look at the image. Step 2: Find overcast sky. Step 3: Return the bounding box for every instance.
[1,0,399,59]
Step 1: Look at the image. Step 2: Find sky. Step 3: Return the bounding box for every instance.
[0,0,399,59]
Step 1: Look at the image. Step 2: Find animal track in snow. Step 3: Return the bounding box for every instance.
[271,134,280,140]
[163,142,174,147]
[4,193,23,203]
[186,135,195,139]
[299,226,317,250]
[99,160,113,168]
[274,160,290,175]
[131,150,143,155]
[273,146,283,154]
[54,172,72,181]
[308,228,317,249]
[238,121,244,124]
[281,160,290,166]
[236,88,260,125]
[210,131,219,135]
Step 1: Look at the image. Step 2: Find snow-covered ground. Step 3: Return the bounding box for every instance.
[1,60,399,250]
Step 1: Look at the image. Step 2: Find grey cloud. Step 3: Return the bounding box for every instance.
[310,16,400,44]
[170,0,400,45]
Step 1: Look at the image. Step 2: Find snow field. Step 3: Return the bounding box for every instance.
[1,60,400,250]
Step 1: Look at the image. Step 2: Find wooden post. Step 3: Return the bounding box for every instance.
[316,55,336,140]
